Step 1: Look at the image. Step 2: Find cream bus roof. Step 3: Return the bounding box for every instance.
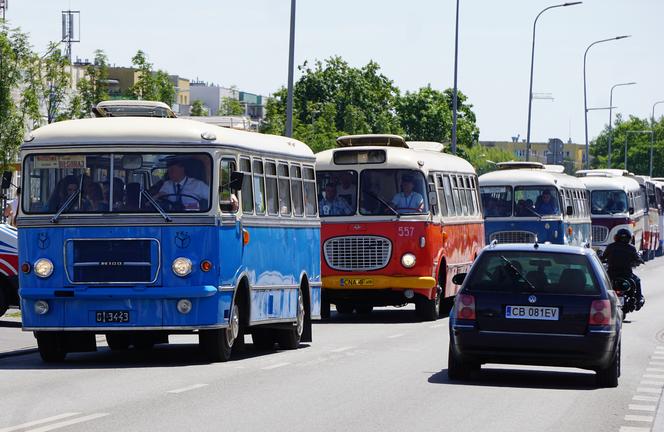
[577,173,641,192]
[336,134,407,148]
[479,167,587,189]
[22,117,314,158]
[316,145,475,174]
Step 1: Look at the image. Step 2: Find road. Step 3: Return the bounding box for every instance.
[1,262,664,432]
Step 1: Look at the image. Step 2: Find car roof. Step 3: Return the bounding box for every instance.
[480,242,594,257]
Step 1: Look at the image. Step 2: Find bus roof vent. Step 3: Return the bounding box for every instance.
[576,168,630,178]
[336,134,408,148]
[495,161,545,170]
[405,141,445,152]
[544,164,565,173]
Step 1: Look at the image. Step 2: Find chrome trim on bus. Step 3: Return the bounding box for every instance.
[23,324,228,331]
[251,284,299,291]
[218,286,235,292]
[63,238,161,285]
[17,215,217,227]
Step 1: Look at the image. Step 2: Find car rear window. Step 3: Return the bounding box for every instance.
[465,251,600,294]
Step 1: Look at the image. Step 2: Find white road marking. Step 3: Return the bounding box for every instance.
[619,427,651,432]
[429,324,446,328]
[624,415,654,422]
[640,380,664,386]
[649,361,664,366]
[261,362,290,370]
[25,414,109,432]
[636,387,662,394]
[330,346,354,353]
[651,356,664,360]
[167,384,208,394]
[387,333,404,339]
[646,367,664,373]
[633,395,659,402]
[0,414,81,432]
[643,374,664,379]
[628,404,657,412]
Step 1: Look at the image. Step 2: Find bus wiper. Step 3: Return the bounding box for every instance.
[527,207,543,220]
[499,255,537,291]
[366,190,400,219]
[141,189,172,222]
[50,190,81,223]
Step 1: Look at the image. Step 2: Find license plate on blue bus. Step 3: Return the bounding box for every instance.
[95,311,130,323]
[505,306,559,321]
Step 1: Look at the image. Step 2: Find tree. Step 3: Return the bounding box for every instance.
[218,97,244,116]
[40,43,71,123]
[190,99,207,116]
[71,49,109,118]
[457,144,514,176]
[127,50,175,105]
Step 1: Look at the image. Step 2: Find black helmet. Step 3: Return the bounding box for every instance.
[614,228,632,243]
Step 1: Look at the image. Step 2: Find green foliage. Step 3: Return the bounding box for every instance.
[41,43,71,123]
[127,50,175,105]
[190,99,207,116]
[71,50,109,118]
[591,114,664,175]
[218,97,244,116]
[456,144,514,175]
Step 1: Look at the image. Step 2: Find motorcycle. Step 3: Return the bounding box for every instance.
[611,275,638,318]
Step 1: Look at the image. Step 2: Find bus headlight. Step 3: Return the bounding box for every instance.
[34,258,54,278]
[172,257,193,277]
[177,299,192,314]
[34,300,49,315]
[401,253,416,268]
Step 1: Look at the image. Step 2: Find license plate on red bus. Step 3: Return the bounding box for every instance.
[95,311,130,323]
[341,278,374,288]
[505,306,559,321]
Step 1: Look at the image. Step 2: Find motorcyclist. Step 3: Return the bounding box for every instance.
[602,228,645,310]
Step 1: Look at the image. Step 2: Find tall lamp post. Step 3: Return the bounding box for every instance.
[650,100,664,176]
[284,0,296,138]
[607,82,636,168]
[525,2,582,161]
[583,35,630,169]
[451,0,460,155]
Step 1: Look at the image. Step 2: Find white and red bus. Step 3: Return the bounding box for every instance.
[315,135,484,321]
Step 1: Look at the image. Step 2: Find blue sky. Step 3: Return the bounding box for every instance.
[6,0,662,143]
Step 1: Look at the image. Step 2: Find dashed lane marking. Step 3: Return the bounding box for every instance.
[0,414,81,432]
[387,333,404,339]
[624,415,654,423]
[640,381,664,387]
[646,368,664,373]
[644,374,664,379]
[633,395,660,402]
[619,427,651,432]
[167,384,208,394]
[261,362,290,370]
[329,346,354,353]
[628,404,657,412]
[636,387,662,394]
[429,323,446,328]
[25,414,109,432]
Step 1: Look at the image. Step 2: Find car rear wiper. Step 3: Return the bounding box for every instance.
[141,189,172,222]
[50,189,82,223]
[499,255,537,291]
[365,190,400,219]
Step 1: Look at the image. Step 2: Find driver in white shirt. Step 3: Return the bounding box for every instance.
[154,158,209,210]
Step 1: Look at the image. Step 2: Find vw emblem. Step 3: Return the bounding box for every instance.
[528,295,537,304]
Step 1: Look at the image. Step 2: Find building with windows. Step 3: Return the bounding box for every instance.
[479,138,587,173]
[189,82,267,121]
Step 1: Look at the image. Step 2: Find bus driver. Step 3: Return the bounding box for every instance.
[391,174,424,212]
[153,158,209,210]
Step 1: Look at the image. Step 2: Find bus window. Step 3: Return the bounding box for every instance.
[303,166,317,216]
[359,169,428,215]
[290,165,304,217]
[443,175,456,216]
[220,158,238,213]
[278,163,292,216]
[451,176,462,216]
[514,186,559,217]
[265,161,278,216]
[240,157,253,213]
[435,174,449,216]
[480,186,512,218]
[253,159,266,214]
[464,176,474,215]
[316,170,357,216]
[592,190,628,214]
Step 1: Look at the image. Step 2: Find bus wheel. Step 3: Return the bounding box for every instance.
[416,292,440,322]
[321,298,331,320]
[105,333,130,351]
[36,332,67,363]
[335,303,354,315]
[0,288,7,317]
[251,328,276,350]
[277,287,305,350]
[199,302,240,362]
[356,305,373,314]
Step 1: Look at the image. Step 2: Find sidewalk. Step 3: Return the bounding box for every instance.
[0,311,38,358]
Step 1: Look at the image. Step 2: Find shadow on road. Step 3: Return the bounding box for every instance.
[0,341,311,370]
[316,305,451,325]
[428,367,597,391]
[0,320,21,328]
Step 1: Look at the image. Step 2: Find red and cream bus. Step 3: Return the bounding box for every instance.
[315,135,484,321]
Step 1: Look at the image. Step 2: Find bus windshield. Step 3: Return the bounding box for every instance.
[316,170,358,217]
[591,190,628,215]
[24,152,212,214]
[480,186,512,217]
[514,186,560,217]
[360,169,428,215]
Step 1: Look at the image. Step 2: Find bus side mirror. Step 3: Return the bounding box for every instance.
[566,205,573,216]
[452,273,466,285]
[1,171,12,190]
[229,171,244,191]
[629,207,635,215]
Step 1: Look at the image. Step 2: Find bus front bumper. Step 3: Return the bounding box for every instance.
[322,275,436,290]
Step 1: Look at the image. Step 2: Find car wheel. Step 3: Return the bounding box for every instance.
[251,328,277,350]
[596,342,620,388]
[199,301,240,362]
[416,292,440,322]
[447,344,471,381]
[335,303,354,315]
[277,287,305,350]
[105,333,130,351]
[36,332,67,363]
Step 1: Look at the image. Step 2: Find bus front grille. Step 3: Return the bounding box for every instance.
[592,225,609,243]
[68,239,158,284]
[324,236,392,271]
[490,231,536,244]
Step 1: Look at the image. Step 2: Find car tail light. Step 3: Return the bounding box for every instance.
[588,300,613,326]
[456,294,476,320]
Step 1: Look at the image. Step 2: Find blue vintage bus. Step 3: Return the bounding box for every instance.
[479,162,591,246]
[18,117,321,362]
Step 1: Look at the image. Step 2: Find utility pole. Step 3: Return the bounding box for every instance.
[61,10,80,64]
[285,0,296,138]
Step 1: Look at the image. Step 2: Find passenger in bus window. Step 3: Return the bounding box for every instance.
[86,183,107,211]
[391,175,424,212]
[336,172,357,208]
[319,182,352,216]
[535,189,558,215]
[154,158,209,210]
[605,192,626,213]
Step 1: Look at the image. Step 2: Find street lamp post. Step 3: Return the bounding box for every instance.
[583,35,630,169]
[284,0,296,138]
[451,0,460,155]
[525,2,582,161]
[651,100,664,176]
[607,82,636,168]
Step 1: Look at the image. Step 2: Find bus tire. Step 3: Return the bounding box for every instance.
[105,333,130,351]
[199,301,241,362]
[321,298,331,320]
[0,287,7,317]
[36,332,67,363]
[356,305,373,314]
[416,292,440,322]
[251,328,276,350]
[277,287,304,350]
[335,303,353,315]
